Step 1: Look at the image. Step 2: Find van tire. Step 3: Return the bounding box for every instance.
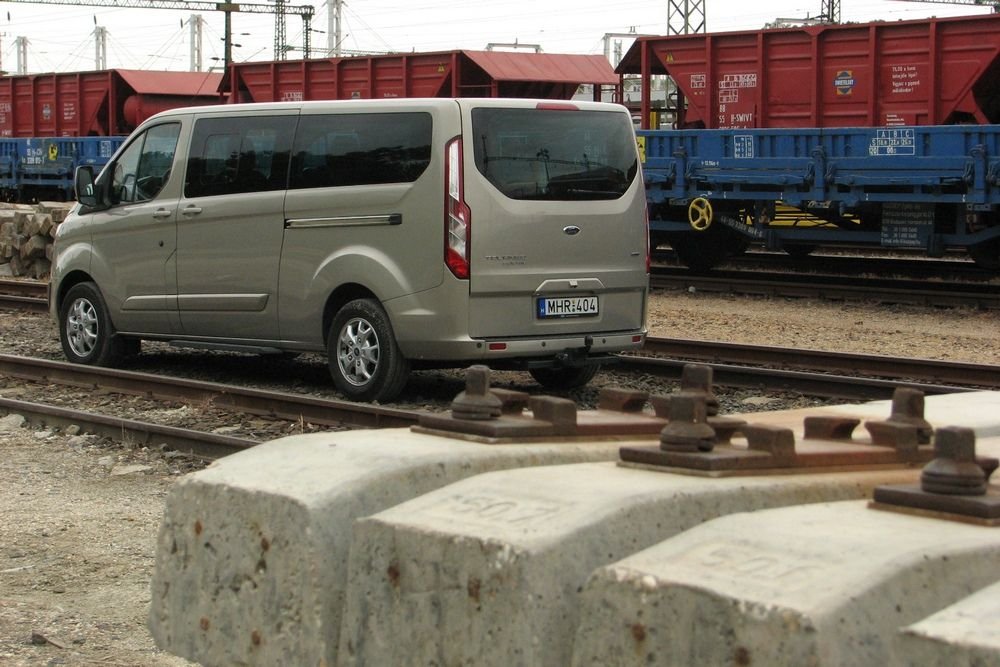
[59,282,127,367]
[529,364,599,390]
[328,298,410,402]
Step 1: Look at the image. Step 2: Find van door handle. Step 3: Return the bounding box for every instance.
[181,206,203,216]
[152,208,172,219]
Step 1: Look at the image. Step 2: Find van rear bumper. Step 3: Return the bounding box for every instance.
[400,331,645,364]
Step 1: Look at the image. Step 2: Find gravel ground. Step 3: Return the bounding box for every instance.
[1,288,998,665]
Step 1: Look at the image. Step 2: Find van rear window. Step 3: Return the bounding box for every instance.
[472,108,637,201]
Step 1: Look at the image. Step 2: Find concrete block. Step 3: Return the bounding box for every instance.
[571,500,1000,667]
[895,579,1000,666]
[340,464,920,667]
[148,428,627,667]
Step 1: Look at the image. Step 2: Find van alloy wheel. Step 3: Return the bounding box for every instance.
[66,296,99,358]
[58,282,127,367]
[328,298,410,402]
[337,317,380,387]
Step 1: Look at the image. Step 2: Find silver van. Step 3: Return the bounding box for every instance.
[50,98,648,402]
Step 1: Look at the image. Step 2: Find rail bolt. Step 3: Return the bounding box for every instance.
[679,364,719,416]
[921,426,987,496]
[888,387,934,444]
[660,391,716,452]
[450,365,502,421]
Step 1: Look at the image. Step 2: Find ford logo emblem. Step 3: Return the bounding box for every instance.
[563,226,581,236]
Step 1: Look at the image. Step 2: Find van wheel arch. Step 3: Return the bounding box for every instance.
[322,284,379,346]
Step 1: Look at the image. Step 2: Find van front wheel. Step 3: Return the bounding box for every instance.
[328,299,410,402]
[529,364,599,391]
[59,282,126,367]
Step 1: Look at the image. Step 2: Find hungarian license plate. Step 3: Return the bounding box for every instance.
[536,296,599,318]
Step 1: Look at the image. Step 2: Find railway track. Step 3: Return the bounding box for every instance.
[650,265,1000,309]
[621,337,998,400]
[0,285,990,456]
[0,353,423,459]
[0,278,48,311]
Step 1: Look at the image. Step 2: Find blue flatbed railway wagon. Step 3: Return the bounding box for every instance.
[1,136,125,202]
[639,125,1000,270]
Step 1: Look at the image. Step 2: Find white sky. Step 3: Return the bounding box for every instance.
[1,0,991,74]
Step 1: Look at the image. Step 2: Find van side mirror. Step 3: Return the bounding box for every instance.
[75,166,97,209]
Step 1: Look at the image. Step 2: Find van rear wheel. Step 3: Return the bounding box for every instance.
[328,298,410,402]
[529,364,599,391]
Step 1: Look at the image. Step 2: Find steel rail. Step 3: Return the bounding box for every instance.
[0,354,423,429]
[649,267,1000,309]
[0,395,255,459]
[640,337,1000,388]
[0,279,48,312]
[616,354,976,400]
[0,279,47,298]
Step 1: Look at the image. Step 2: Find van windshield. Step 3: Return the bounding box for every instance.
[472,107,637,201]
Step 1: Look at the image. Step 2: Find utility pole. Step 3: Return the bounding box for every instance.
[821,0,841,22]
[328,0,342,56]
[667,0,706,34]
[274,0,286,58]
[93,25,107,69]
[189,14,203,71]
[15,36,27,74]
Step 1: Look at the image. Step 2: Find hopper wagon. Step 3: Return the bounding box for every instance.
[618,14,1000,270]
[220,49,618,103]
[0,69,222,201]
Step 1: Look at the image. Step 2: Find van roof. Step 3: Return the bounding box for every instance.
[146,97,628,121]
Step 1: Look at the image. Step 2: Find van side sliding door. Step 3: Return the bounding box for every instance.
[175,111,297,341]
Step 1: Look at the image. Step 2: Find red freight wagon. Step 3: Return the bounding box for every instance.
[0,69,223,137]
[221,50,618,103]
[617,13,1000,130]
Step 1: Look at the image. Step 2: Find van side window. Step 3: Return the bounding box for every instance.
[185,116,295,198]
[289,112,432,189]
[109,123,180,205]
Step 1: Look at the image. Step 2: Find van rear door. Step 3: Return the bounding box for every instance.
[460,101,647,339]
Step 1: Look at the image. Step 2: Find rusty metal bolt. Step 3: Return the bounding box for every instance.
[451,365,502,420]
[680,364,720,416]
[660,391,716,452]
[921,426,987,496]
[887,387,933,444]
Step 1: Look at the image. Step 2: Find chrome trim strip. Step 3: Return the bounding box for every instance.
[285,213,401,229]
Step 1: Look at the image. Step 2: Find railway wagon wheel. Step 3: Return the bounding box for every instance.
[969,238,1000,271]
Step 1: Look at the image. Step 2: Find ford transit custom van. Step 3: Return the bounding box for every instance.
[51,98,648,402]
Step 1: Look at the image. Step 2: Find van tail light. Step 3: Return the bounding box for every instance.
[445,136,471,280]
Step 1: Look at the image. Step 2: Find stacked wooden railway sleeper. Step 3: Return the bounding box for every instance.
[0,201,73,278]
